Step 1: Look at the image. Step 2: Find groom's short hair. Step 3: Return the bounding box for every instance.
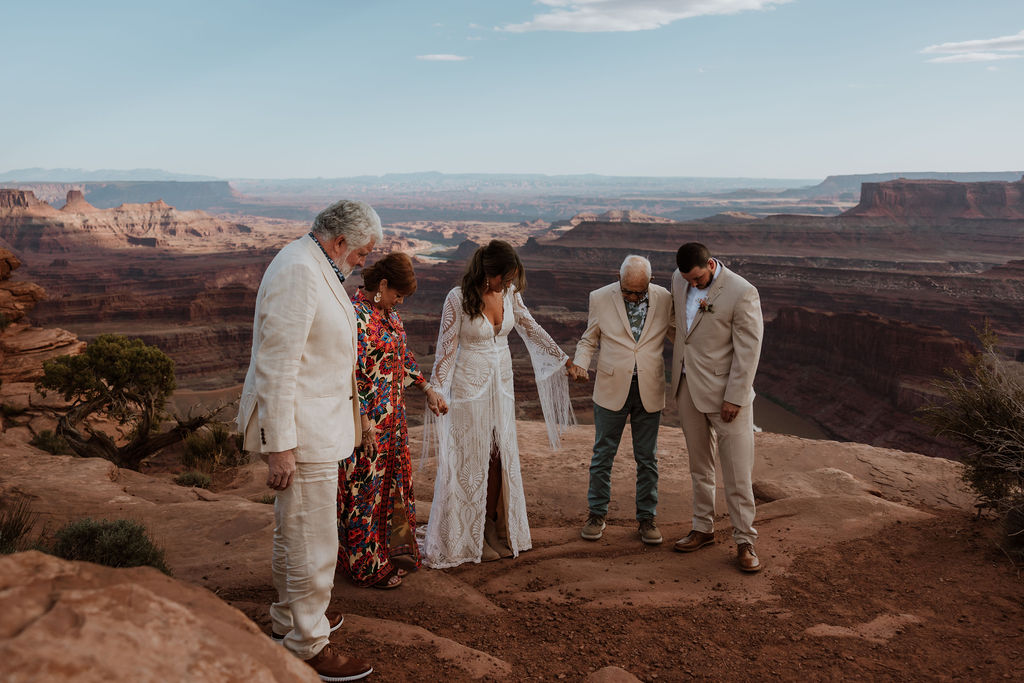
[676,242,711,272]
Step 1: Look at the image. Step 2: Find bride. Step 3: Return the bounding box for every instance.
[422,240,575,568]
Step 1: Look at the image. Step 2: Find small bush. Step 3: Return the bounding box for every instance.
[181,423,246,472]
[258,493,276,505]
[922,326,1024,561]
[174,471,212,489]
[30,429,73,455]
[0,498,36,554]
[50,518,171,575]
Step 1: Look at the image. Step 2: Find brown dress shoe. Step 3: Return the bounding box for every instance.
[737,543,762,573]
[673,530,715,553]
[304,644,373,682]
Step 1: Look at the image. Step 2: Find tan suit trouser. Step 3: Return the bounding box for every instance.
[677,378,758,546]
[270,461,340,659]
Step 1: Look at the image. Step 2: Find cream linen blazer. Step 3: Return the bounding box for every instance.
[237,235,361,463]
[670,264,763,414]
[573,281,674,413]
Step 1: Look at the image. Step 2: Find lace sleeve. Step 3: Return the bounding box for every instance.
[428,287,461,396]
[511,290,575,450]
[421,287,462,467]
[512,291,568,364]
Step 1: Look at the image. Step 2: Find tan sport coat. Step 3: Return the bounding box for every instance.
[670,263,763,414]
[574,281,674,413]
[237,235,361,462]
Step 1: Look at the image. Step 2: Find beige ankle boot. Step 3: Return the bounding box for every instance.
[485,517,513,558]
[481,539,500,562]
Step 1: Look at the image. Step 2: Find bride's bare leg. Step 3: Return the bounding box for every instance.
[486,439,502,518]
[484,439,513,557]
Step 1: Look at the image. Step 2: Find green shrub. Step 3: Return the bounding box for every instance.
[174,470,212,489]
[922,327,1024,561]
[30,429,73,455]
[50,518,171,575]
[181,423,246,472]
[0,498,36,554]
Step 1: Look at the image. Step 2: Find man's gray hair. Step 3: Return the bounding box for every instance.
[620,254,652,283]
[311,200,383,247]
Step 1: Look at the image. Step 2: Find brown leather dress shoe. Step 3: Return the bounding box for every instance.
[673,530,715,553]
[737,543,762,573]
[304,644,373,682]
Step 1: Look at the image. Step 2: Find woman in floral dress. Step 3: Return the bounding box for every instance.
[337,252,447,589]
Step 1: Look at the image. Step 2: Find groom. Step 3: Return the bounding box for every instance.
[670,242,764,573]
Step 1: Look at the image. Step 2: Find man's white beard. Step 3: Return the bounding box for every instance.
[338,247,356,278]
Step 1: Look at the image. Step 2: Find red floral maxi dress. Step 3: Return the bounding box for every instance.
[337,289,426,586]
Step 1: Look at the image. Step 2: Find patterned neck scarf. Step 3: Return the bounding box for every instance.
[308,231,346,284]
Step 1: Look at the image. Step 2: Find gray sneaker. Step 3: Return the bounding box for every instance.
[638,519,663,545]
[580,513,606,540]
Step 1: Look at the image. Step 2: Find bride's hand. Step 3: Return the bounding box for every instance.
[426,388,448,416]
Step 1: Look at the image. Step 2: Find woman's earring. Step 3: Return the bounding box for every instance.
[374,291,382,303]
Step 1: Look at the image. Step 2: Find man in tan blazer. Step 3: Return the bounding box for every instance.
[670,242,764,573]
[572,255,674,545]
[238,200,381,681]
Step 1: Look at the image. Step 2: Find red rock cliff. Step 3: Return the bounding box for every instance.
[843,177,1024,222]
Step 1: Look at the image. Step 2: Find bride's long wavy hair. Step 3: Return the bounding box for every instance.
[460,240,526,318]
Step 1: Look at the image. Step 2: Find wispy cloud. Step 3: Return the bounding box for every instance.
[498,0,791,33]
[416,54,469,61]
[921,29,1024,63]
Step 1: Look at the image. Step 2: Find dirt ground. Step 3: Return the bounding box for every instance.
[218,423,1023,682]
[225,508,1023,682]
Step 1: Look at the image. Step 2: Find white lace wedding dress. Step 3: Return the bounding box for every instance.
[421,286,575,569]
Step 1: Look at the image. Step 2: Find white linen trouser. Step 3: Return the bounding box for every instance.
[676,378,758,547]
[269,460,339,659]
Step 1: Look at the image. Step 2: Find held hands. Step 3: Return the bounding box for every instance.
[426,386,448,416]
[720,401,740,423]
[266,449,296,491]
[569,363,590,383]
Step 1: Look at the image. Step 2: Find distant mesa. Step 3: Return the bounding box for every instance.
[842,176,1024,223]
[699,211,759,223]
[552,210,673,230]
[60,190,98,213]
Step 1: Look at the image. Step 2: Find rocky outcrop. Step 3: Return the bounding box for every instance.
[0,552,318,683]
[843,178,1024,223]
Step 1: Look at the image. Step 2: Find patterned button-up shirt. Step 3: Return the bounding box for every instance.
[625,296,648,342]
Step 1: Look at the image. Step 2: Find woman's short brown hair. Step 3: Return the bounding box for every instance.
[362,252,417,296]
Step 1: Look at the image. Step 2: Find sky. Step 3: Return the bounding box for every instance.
[1,0,1022,180]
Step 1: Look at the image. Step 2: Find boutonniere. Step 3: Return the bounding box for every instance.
[698,298,714,314]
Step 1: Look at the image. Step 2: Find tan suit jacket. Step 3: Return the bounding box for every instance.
[574,282,674,413]
[670,264,763,414]
[237,235,361,463]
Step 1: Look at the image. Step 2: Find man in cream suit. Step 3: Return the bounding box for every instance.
[572,255,674,545]
[238,200,381,681]
[670,242,764,573]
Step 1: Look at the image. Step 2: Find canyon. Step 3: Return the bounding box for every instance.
[2,178,1023,458]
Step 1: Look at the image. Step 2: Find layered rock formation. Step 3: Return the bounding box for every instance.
[0,247,85,441]
[843,177,1024,223]
[0,189,252,252]
[758,308,970,457]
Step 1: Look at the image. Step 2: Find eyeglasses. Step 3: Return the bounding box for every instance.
[620,287,648,297]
